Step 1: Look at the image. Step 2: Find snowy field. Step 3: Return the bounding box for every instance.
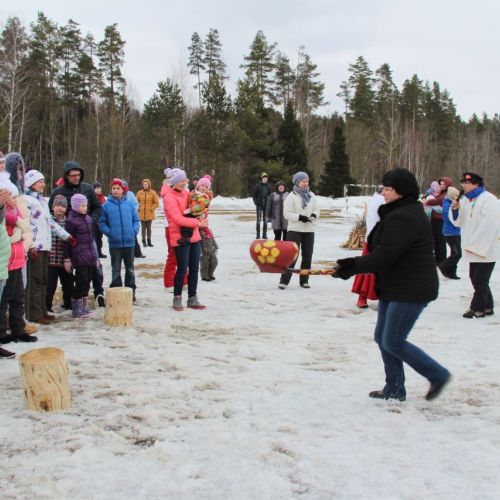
[1,196,499,499]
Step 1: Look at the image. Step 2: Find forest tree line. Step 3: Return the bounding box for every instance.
[1,13,499,196]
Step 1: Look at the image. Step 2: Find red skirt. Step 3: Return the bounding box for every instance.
[351,242,377,300]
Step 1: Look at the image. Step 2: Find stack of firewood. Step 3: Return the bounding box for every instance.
[340,216,366,250]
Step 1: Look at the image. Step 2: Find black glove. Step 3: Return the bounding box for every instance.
[332,258,356,280]
[298,215,310,223]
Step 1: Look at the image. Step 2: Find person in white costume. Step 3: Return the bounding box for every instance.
[450,171,500,318]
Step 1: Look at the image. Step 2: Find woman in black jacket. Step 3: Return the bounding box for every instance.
[334,168,451,401]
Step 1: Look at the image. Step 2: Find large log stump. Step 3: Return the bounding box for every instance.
[104,287,133,327]
[19,348,71,412]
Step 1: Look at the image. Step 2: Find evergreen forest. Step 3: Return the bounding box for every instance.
[1,14,499,195]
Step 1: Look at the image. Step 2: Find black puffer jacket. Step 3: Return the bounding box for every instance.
[337,197,438,302]
[48,161,101,223]
[252,181,271,209]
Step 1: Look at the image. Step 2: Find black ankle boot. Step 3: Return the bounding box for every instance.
[147,239,153,247]
[369,389,406,402]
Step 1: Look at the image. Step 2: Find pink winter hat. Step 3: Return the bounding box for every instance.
[71,193,88,211]
[197,176,212,189]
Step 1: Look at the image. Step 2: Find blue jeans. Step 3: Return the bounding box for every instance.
[109,247,135,289]
[374,301,449,398]
[173,241,201,297]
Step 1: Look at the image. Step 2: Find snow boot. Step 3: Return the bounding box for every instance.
[96,294,105,308]
[82,297,91,316]
[173,295,183,311]
[462,309,485,319]
[357,296,368,309]
[425,373,452,401]
[0,347,16,359]
[0,334,13,344]
[72,298,90,318]
[369,389,406,402]
[12,333,38,343]
[187,296,206,310]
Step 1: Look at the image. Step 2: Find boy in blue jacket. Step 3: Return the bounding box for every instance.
[99,179,140,300]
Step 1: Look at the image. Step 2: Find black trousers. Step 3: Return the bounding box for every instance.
[134,236,144,257]
[430,219,446,263]
[440,235,462,278]
[0,269,25,336]
[46,266,74,310]
[273,229,287,241]
[73,266,94,299]
[280,231,315,285]
[25,251,49,321]
[95,227,104,255]
[469,262,495,312]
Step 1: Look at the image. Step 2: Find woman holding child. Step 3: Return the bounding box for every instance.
[163,169,208,311]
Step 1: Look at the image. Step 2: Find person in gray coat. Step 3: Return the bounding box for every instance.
[266,181,288,241]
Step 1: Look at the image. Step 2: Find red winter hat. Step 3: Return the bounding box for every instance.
[111,178,128,193]
[55,177,64,186]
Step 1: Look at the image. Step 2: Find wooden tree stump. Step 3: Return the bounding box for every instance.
[104,287,133,327]
[19,348,71,412]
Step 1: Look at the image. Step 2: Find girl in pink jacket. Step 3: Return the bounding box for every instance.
[163,169,208,311]
[0,196,38,344]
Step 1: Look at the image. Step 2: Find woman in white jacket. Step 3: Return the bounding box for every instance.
[279,171,319,289]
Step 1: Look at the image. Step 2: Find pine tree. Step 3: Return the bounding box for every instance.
[340,56,375,123]
[204,28,226,81]
[294,46,326,147]
[143,78,186,165]
[202,71,231,121]
[374,63,400,170]
[97,23,125,104]
[273,51,295,110]
[278,101,308,179]
[319,121,354,197]
[241,30,276,107]
[187,32,205,108]
[58,19,83,105]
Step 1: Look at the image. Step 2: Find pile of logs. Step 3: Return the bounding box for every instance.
[340,216,366,250]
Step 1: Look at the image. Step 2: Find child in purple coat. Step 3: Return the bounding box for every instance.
[63,194,98,318]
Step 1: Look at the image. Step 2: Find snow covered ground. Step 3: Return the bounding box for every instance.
[1,196,499,499]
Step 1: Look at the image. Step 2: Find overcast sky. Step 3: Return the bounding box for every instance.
[2,0,498,120]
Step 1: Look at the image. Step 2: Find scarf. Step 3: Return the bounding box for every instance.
[293,185,311,209]
[464,186,485,200]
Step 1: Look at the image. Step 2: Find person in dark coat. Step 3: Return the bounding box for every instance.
[48,161,101,223]
[334,168,451,402]
[266,181,288,241]
[50,162,105,306]
[63,194,98,318]
[252,172,271,239]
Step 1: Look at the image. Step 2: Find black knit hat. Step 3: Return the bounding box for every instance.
[381,168,420,199]
[93,182,102,189]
